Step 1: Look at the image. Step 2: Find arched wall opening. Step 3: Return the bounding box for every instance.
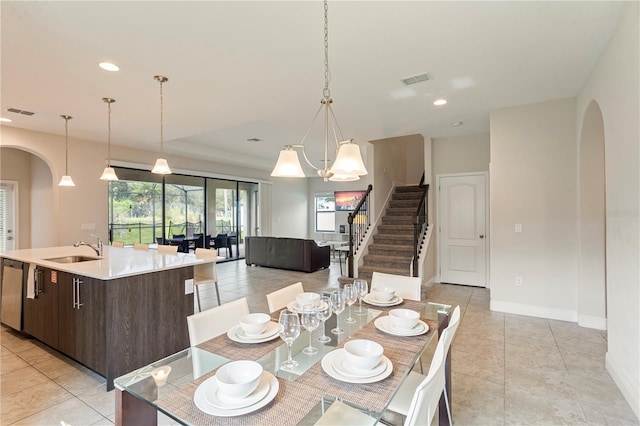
[578,100,607,329]
[0,146,57,248]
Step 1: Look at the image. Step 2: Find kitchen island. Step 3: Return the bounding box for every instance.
[0,245,211,390]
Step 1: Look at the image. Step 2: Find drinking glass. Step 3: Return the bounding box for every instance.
[278,310,300,370]
[301,305,320,355]
[330,289,346,335]
[316,295,333,343]
[354,279,368,315]
[343,283,357,324]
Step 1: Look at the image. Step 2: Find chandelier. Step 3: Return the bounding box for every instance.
[271,0,367,182]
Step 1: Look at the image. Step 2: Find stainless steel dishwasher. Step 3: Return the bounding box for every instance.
[1,258,25,331]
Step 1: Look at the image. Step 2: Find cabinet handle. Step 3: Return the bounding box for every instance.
[34,268,40,297]
[76,278,83,309]
[72,278,77,309]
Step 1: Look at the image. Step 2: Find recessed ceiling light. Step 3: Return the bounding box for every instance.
[452,121,463,127]
[0,117,12,123]
[433,99,447,106]
[98,62,120,72]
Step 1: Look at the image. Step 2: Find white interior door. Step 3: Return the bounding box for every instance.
[0,181,17,251]
[438,173,487,287]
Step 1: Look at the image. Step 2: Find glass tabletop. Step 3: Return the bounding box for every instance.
[114,300,452,425]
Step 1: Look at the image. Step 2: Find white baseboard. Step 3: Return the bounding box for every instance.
[606,352,640,421]
[578,314,607,330]
[490,300,578,322]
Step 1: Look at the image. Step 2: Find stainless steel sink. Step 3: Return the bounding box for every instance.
[44,255,102,264]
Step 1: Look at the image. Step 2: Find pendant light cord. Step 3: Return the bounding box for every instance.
[159,78,165,157]
[107,101,112,166]
[323,0,330,100]
[64,117,69,174]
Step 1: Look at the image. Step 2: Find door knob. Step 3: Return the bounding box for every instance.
[7,236,12,241]
[479,235,484,239]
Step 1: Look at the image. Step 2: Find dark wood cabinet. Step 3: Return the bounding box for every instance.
[23,264,193,391]
[23,267,58,348]
[57,271,106,375]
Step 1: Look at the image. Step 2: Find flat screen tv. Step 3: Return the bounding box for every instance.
[334,190,367,212]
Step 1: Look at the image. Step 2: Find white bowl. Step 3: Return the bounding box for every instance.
[371,287,396,302]
[343,339,383,370]
[296,292,320,309]
[239,313,271,336]
[215,360,263,399]
[389,309,420,330]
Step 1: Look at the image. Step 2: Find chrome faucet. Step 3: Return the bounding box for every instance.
[73,234,103,256]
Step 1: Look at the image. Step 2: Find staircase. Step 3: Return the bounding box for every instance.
[358,185,425,282]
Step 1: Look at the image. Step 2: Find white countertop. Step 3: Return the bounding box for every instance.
[0,246,210,280]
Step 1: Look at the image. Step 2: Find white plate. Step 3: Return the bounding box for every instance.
[363,294,403,307]
[204,372,271,409]
[194,371,279,417]
[332,353,388,379]
[227,323,283,344]
[286,300,329,314]
[236,321,281,340]
[374,317,429,337]
[321,349,393,384]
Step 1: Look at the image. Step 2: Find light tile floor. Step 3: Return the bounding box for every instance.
[1,260,638,425]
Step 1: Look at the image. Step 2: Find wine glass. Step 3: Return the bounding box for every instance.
[316,295,333,343]
[343,283,357,324]
[354,279,368,315]
[278,310,300,370]
[301,305,320,355]
[330,289,346,335]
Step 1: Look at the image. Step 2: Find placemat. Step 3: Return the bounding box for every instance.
[157,372,326,425]
[294,302,437,413]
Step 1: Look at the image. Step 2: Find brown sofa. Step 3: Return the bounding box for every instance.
[245,237,330,273]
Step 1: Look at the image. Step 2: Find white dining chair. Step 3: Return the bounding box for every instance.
[111,241,124,248]
[194,248,220,311]
[387,305,461,425]
[157,244,178,254]
[370,271,422,301]
[266,281,304,313]
[403,327,450,426]
[186,297,249,346]
[133,243,149,250]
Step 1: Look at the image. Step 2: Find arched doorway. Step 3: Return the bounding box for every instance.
[0,147,56,248]
[578,100,606,329]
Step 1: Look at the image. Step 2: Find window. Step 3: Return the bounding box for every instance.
[315,194,335,232]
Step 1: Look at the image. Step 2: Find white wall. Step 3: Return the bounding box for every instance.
[577,3,639,417]
[269,177,308,238]
[490,98,579,320]
[433,133,490,175]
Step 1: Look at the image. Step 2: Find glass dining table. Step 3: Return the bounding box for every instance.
[114,299,452,426]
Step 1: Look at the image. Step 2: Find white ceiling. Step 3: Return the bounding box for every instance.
[1,1,627,173]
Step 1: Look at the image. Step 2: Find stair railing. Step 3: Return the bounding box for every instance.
[346,184,373,278]
[412,177,429,277]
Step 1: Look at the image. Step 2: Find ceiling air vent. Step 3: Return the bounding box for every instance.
[247,138,262,142]
[7,107,35,116]
[401,72,432,86]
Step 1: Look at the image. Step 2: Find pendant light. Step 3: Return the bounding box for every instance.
[151,75,172,175]
[99,97,119,181]
[58,115,75,187]
[271,0,367,181]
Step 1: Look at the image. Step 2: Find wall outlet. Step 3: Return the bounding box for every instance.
[185,278,194,295]
[81,223,96,231]
[515,223,522,233]
[515,276,523,287]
